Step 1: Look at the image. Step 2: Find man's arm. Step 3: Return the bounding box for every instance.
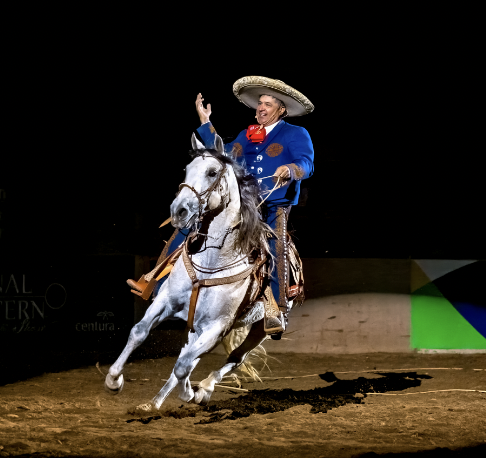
[195,93,241,157]
[272,126,314,183]
[285,127,314,182]
[195,92,218,148]
[196,93,211,124]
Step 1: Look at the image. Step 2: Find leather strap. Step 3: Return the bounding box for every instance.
[187,281,200,332]
[159,216,172,228]
[183,239,257,332]
[133,246,184,300]
[155,264,174,281]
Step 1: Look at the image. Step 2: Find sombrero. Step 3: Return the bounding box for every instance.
[233,76,314,117]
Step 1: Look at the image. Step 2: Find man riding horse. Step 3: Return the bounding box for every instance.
[127,76,314,336]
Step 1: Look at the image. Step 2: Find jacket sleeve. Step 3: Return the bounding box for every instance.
[196,122,246,159]
[285,126,314,182]
[196,122,219,148]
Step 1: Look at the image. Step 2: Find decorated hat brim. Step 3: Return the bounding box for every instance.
[233,76,314,117]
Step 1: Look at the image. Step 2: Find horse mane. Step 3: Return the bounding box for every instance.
[188,148,271,255]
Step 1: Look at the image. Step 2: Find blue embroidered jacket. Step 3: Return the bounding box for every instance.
[197,120,314,207]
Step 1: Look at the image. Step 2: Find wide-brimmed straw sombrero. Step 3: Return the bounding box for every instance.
[233,76,314,117]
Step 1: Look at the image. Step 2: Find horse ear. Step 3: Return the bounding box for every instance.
[214,134,224,155]
[191,133,205,150]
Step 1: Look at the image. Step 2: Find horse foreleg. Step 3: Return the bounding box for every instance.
[104,295,173,395]
[152,324,225,408]
[195,319,266,405]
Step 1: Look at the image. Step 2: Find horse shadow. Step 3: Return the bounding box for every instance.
[198,371,432,423]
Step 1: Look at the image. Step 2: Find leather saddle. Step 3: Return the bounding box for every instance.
[128,234,304,305]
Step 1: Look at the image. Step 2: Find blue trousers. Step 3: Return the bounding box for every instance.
[154,206,291,312]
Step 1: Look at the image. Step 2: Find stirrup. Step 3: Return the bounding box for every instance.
[127,277,146,293]
[264,315,284,335]
[127,276,157,300]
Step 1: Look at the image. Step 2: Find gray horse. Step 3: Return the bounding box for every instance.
[105,134,294,409]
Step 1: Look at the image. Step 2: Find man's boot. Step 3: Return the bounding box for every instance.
[262,286,284,335]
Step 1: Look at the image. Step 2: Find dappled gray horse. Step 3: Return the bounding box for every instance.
[105,134,293,408]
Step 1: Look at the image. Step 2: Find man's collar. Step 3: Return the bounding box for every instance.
[264,119,283,133]
[259,120,285,147]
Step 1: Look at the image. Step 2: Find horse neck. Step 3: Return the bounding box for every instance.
[201,166,242,263]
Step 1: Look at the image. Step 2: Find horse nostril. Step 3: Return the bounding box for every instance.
[178,207,188,219]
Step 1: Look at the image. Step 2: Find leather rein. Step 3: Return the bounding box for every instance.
[178,153,228,224]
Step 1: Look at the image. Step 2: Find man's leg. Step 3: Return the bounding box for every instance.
[265,206,291,334]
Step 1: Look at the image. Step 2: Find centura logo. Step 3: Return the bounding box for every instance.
[76,311,115,331]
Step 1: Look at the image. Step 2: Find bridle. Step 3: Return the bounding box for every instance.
[178,153,228,225]
[176,152,269,333]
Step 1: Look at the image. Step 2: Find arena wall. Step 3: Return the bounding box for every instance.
[262,259,486,354]
[1,257,484,362]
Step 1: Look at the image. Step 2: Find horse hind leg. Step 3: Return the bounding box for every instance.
[195,319,266,405]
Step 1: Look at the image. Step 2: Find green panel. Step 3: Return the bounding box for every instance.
[411,282,486,349]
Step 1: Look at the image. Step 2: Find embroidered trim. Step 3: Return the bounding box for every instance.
[263,285,279,318]
[233,76,315,115]
[275,207,289,310]
[232,142,243,158]
[209,124,216,134]
[266,143,284,157]
[288,163,305,180]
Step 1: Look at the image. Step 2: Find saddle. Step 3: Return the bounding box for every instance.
[129,234,304,303]
[128,234,304,332]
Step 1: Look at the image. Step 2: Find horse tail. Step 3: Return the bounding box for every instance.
[221,326,269,382]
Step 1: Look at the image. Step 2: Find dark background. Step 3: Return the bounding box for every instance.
[0,27,483,382]
[2,33,483,262]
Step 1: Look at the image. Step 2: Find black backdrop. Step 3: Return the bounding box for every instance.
[2,36,483,261]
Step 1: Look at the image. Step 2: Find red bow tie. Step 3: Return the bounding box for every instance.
[246,124,266,143]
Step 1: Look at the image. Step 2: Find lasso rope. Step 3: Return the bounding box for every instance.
[100,363,484,395]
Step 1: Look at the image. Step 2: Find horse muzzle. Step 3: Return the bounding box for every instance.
[170,198,199,229]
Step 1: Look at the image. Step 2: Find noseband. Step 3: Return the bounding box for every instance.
[178,154,227,222]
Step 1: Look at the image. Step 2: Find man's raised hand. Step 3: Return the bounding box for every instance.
[195,93,211,124]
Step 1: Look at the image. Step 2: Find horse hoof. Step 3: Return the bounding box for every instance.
[135,402,155,412]
[194,387,212,405]
[178,388,195,403]
[104,374,124,395]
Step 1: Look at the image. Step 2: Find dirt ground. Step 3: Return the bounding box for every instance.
[0,352,485,457]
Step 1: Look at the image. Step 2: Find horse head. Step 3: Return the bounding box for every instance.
[170,134,236,229]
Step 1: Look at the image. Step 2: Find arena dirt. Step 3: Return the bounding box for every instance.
[0,353,485,457]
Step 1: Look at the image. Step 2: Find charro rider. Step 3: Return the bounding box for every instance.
[128,76,314,336]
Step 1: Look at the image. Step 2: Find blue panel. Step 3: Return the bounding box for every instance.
[449,302,486,339]
[433,261,486,339]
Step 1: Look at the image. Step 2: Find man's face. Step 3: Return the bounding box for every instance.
[256,95,283,125]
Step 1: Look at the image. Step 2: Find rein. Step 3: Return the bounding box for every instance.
[178,154,227,224]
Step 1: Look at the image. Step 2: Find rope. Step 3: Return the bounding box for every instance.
[256,176,283,209]
[368,389,486,395]
[236,368,471,380]
[190,253,248,274]
[160,379,248,392]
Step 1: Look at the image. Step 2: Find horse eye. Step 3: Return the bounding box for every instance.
[208,169,217,177]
